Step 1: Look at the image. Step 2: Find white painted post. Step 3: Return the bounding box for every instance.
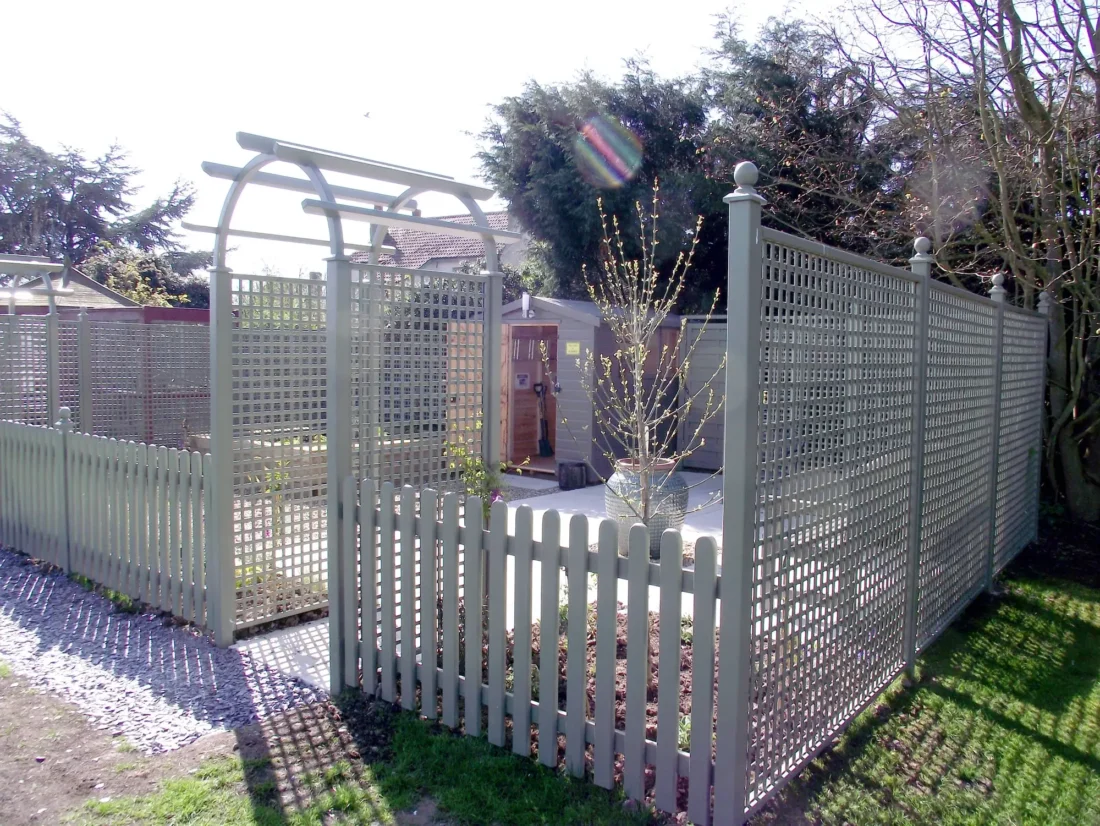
[902,238,932,672]
[77,309,92,434]
[985,274,1007,589]
[481,271,503,469]
[208,266,236,647]
[714,161,764,825]
[327,255,353,694]
[56,407,73,571]
[45,306,60,423]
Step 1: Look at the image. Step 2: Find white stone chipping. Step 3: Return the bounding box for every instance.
[0,548,327,754]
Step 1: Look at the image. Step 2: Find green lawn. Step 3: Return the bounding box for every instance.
[74,713,654,826]
[71,557,1099,826]
[758,575,1100,826]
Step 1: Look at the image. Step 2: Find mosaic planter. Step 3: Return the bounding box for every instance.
[605,459,689,557]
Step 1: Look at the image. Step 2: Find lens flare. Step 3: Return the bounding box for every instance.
[573,115,642,189]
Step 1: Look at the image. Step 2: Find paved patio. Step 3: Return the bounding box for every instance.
[238,472,725,692]
[502,470,723,545]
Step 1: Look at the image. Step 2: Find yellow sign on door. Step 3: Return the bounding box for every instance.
[565,341,581,356]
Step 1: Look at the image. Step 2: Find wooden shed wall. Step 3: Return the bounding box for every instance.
[548,317,596,473]
[501,308,597,477]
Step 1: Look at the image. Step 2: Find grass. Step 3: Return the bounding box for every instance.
[758,575,1100,826]
[70,565,1099,826]
[70,573,138,614]
[0,661,12,679]
[373,715,651,825]
[74,758,284,826]
[73,713,652,826]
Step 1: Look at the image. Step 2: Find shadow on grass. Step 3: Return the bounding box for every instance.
[230,691,656,826]
[943,586,1100,715]
[752,572,1100,826]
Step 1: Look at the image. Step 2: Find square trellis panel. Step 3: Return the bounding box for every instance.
[0,316,50,426]
[230,273,328,627]
[993,309,1046,571]
[746,235,917,809]
[916,287,996,650]
[352,266,487,491]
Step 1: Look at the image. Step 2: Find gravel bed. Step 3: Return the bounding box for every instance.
[0,548,327,755]
[498,483,562,503]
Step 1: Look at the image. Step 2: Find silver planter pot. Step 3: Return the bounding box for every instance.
[605,461,690,557]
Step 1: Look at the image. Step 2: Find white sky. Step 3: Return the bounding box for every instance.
[3,0,835,276]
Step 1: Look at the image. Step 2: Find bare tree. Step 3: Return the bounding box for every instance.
[549,183,726,528]
[841,0,1100,519]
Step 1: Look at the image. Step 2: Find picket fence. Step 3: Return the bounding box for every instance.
[0,409,215,626]
[337,479,720,823]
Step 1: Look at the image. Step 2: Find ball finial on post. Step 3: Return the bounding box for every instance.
[1038,289,1052,316]
[990,272,1007,303]
[913,236,932,256]
[733,161,759,190]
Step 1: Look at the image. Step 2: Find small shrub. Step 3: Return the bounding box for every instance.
[446,434,505,521]
[678,715,692,751]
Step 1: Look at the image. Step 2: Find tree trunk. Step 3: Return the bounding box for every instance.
[1058,430,1100,521]
[1047,296,1100,521]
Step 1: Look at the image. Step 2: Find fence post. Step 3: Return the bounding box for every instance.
[1036,291,1052,544]
[327,255,353,695]
[480,270,504,605]
[77,309,92,434]
[56,407,73,572]
[902,237,932,674]
[714,161,764,825]
[208,266,236,647]
[45,306,60,424]
[481,270,504,470]
[984,276,1007,589]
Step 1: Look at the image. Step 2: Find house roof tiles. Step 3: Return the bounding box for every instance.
[350,211,516,269]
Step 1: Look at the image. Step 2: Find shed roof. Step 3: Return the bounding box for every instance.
[5,270,138,308]
[502,295,680,328]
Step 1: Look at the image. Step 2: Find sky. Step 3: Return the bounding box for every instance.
[3,0,836,276]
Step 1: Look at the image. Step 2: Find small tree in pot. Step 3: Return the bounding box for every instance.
[554,183,725,556]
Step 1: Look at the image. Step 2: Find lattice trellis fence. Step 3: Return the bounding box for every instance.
[224,273,328,628]
[745,238,918,809]
[0,315,52,426]
[993,310,1047,572]
[915,289,998,648]
[217,266,494,631]
[0,315,209,446]
[715,168,1049,823]
[352,265,487,489]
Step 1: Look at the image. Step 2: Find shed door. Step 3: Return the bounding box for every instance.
[681,320,726,471]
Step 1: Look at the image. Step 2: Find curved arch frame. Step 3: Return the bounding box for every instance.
[207,145,504,658]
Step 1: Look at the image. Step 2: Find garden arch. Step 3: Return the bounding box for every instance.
[197,134,514,676]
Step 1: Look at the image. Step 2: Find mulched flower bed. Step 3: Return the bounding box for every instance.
[429,596,720,816]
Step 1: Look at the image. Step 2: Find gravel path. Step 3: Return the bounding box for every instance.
[0,548,327,755]
[498,484,561,503]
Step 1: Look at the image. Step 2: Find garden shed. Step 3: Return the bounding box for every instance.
[679,316,727,471]
[500,295,679,483]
